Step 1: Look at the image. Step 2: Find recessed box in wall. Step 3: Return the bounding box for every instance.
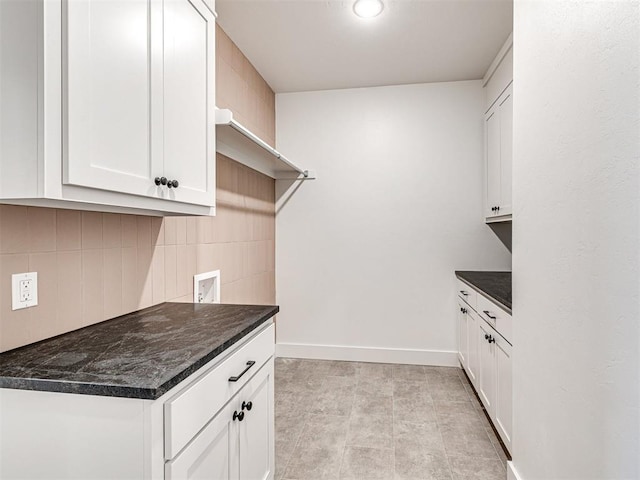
[194,271,220,304]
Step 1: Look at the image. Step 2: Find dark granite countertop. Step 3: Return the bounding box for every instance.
[455,271,512,313]
[0,303,278,400]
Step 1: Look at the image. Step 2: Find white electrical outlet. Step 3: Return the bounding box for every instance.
[12,272,38,310]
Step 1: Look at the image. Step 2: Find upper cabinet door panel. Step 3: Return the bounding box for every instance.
[64,0,162,197]
[484,109,501,217]
[498,85,513,215]
[163,0,216,207]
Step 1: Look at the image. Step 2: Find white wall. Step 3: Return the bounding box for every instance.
[275,81,511,365]
[512,1,639,479]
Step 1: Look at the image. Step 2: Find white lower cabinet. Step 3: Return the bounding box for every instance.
[494,333,513,450]
[464,306,480,385]
[456,281,512,454]
[457,299,468,366]
[0,322,275,480]
[238,364,274,480]
[167,400,237,480]
[477,319,496,415]
[166,358,274,480]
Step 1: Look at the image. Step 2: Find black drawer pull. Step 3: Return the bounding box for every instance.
[483,310,497,320]
[459,291,469,296]
[229,361,256,382]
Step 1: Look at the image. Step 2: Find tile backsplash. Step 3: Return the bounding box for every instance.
[0,24,277,352]
[0,155,275,352]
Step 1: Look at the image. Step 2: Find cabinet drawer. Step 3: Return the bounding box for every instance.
[164,323,275,460]
[456,279,477,310]
[477,295,512,344]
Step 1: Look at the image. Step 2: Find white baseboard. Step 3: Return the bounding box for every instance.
[507,461,522,480]
[275,342,459,366]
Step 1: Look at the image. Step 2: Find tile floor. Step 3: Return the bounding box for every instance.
[274,358,508,480]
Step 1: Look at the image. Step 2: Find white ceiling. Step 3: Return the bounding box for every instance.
[216,0,513,93]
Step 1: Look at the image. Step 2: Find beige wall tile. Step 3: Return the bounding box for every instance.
[103,213,122,249]
[186,217,197,245]
[152,246,165,304]
[151,217,164,246]
[121,247,138,313]
[220,281,234,304]
[176,245,189,299]
[27,253,58,337]
[196,216,213,244]
[216,24,233,63]
[57,251,82,334]
[136,216,152,248]
[27,207,56,252]
[164,245,177,300]
[0,205,28,254]
[103,248,123,319]
[56,210,81,251]
[82,249,104,326]
[121,215,137,247]
[164,217,177,245]
[186,244,197,299]
[231,42,244,74]
[136,247,153,309]
[173,295,194,303]
[196,244,213,274]
[81,212,103,249]
[176,217,187,245]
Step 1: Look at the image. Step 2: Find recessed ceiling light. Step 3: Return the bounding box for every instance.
[353,0,384,18]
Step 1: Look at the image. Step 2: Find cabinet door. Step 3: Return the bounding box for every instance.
[163,0,216,207]
[238,360,274,480]
[457,300,468,367]
[478,320,496,416]
[484,107,501,218]
[466,309,479,385]
[494,335,512,453]
[498,84,513,216]
[64,0,163,197]
[166,400,239,480]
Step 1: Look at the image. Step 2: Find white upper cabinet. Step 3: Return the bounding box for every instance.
[64,0,162,198]
[0,0,216,216]
[484,84,513,220]
[483,35,513,223]
[163,0,216,207]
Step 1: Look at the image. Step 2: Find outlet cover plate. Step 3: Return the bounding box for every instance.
[12,272,38,310]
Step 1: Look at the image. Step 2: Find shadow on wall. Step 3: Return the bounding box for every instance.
[488,221,512,253]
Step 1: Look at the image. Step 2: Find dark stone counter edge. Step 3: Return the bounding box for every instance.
[455,274,512,315]
[0,306,279,400]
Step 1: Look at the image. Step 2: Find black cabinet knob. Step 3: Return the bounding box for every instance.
[484,334,489,340]
[233,410,244,422]
[160,177,168,186]
[496,206,500,211]
[167,179,179,189]
[154,177,161,186]
[489,336,496,344]
[242,401,253,411]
